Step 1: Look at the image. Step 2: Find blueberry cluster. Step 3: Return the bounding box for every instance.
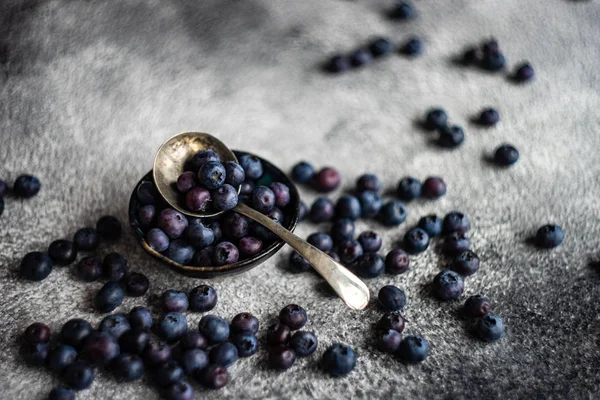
[292,162,341,193]
[136,156,294,267]
[463,295,505,341]
[460,38,535,82]
[0,174,41,218]
[422,108,465,149]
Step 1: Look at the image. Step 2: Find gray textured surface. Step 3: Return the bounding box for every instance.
[1,0,600,399]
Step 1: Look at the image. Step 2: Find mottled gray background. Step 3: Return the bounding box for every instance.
[1,0,600,399]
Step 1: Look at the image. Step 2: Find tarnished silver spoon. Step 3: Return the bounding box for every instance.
[153,132,370,310]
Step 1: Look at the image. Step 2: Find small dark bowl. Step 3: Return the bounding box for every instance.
[129,150,300,278]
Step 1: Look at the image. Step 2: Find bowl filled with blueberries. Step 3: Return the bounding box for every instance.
[129,132,301,278]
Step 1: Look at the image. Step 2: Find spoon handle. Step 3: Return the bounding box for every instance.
[234,202,370,310]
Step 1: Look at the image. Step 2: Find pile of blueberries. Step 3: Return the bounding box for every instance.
[137,150,294,267]
[0,174,42,218]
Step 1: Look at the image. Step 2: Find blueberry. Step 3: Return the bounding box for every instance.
[96,215,121,242]
[433,269,464,301]
[190,149,220,171]
[450,250,480,276]
[198,315,229,345]
[400,37,423,56]
[198,364,229,389]
[298,200,308,222]
[154,359,184,387]
[179,331,208,351]
[355,253,385,277]
[185,219,214,249]
[385,249,410,275]
[513,62,534,82]
[494,144,519,166]
[165,239,195,265]
[313,167,341,192]
[378,285,406,311]
[163,380,194,400]
[209,342,238,367]
[208,221,222,242]
[239,180,255,198]
[481,38,500,55]
[267,206,285,224]
[474,314,504,341]
[23,322,51,344]
[443,232,470,255]
[377,329,402,353]
[60,319,93,350]
[357,190,382,218]
[389,1,415,20]
[396,177,421,201]
[19,252,53,281]
[123,272,150,297]
[143,340,172,366]
[477,107,500,126]
[350,48,373,67]
[397,335,429,364]
[82,331,120,366]
[307,232,334,252]
[239,154,264,180]
[73,227,98,251]
[98,314,130,339]
[404,227,430,254]
[462,46,481,65]
[94,282,124,313]
[129,306,152,331]
[229,312,259,335]
[48,240,77,266]
[102,252,127,281]
[198,161,227,190]
[252,186,275,214]
[377,311,406,333]
[119,329,150,354]
[289,331,318,357]
[192,246,214,266]
[279,304,308,331]
[438,125,465,148]
[379,200,408,226]
[310,197,335,223]
[136,181,159,205]
[424,108,448,130]
[335,195,361,220]
[0,179,7,198]
[211,184,238,211]
[223,161,245,187]
[13,174,41,198]
[48,345,77,372]
[267,323,291,345]
[111,353,145,382]
[369,37,393,58]
[463,295,491,318]
[189,284,218,312]
[338,240,364,264]
[421,176,446,199]
[23,342,49,366]
[480,51,506,71]
[443,211,471,234]
[321,343,356,377]
[269,182,291,208]
[62,361,94,390]
[158,208,189,239]
[357,231,382,253]
[325,55,351,74]
[290,161,314,183]
[162,290,189,313]
[329,218,354,244]
[222,212,249,239]
[239,236,263,257]
[146,228,170,252]
[535,224,564,248]
[231,333,259,357]
[176,171,196,193]
[212,241,239,265]
[185,186,211,212]
[181,349,209,375]
[158,312,188,343]
[48,387,75,400]
[289,251,311,273]
[76,256,102,282]
[418,214,443,237]
[269,345,296,370]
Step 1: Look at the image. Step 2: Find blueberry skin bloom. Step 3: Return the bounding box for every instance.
[98,314,131,339]
[290,331,318,357]
[185,186,211,212]
[111,353,144,382]
[397,335,429,364]
[223,161,245,187]
[378,285,406,311]
[369,37,393,58]
[129,306,153,331]
[463,295,491,318]
[377,329,402,353]
[163,380,194,400]
[209,342,238,367]
[198,161,226,190]
[73,227,99,251]
[23,322,51,344]
[404,227,430,254]
[421,177,446,199]
[62,361,94,390]
[307,232,334,252]
[102,252,127,281]
[397,177,422,201]
[239,154,264,180]
[185,219,214,249]
[199,364,229,389]
[325,55,351,74]
[400,37,423,56]
[190,149,220,172]
[269,182,291,208]
[355,253,385,278]
[48,387,75,400]
[146,228,170,252]
[212,241,239,266]
[478,108,500,126]
[418,214,443,237]
[385,249,410,275]
[377,311,406,333]
[82,332,120,366]
[20,252,52,281]
[338,240,364,265]
[358,231,382,253]
[443,232,471,255]
[252,186,276,214]
[154,360,184,387]
[335,195,361,220]
[433,270,464,301]
[162,290,189,313]
[94,282,124,313]
[424,108,447,130]
[76,256,103,282]
[310,197,335,223]
[158,312,188,343]
[330,218,355,243]
[291,161,315,182]
[189,284,218,312]
[48,240,77,266]
[450,250,480,276]
[118,329,150,355]
[438,125,465,148]
[535,224,564,248]
[313,167,341,193]
[443,211,471,234]
[321,343,356,377]
[13,174,41,198]
[513,62,535,82]
[48,345,78,372]
[379,200,408,226]
[279,304,308,330]
[350,48,373,67]
[231,333,259,357]
[494,144,519,166]
[358,191,382,218]
[60,319,93,350]
[165,239,195,265]
[474,314,505,341]
[123,272,150,297]
[181,349,209,375]
[158,208,189,239]
[212,184,238,211]
[198,315,230,345]
[269,346,296,370]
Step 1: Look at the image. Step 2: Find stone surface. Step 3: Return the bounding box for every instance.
[1,0,600,399]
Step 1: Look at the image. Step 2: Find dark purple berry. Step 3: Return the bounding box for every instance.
[418,214,443,237]
[377,311,405,333]
[404,227,430,254]
[279,304,307,330]
[102,252,127,281]
[338,240,364,264]
[480,51,506,71]
[307,232,334,252]
[231,333,259,357]
[330,218,355,243]
[289,251,311,273]
[13,174,41,198]
[129,306,152,331]
[223,161,245,187]
[23,342,49,366]
[289,331,318,357]
[356,174,382,193]
[82,331,120,365]
[463,295,491,318]
[198,365,229,389]
[211,184,238,211]
[192,246,214,266]
[433,269,464,301]
[421,177,446,199]
[154,360,184,387]
[136,181,159,205]
[321,343,356,376]
[23,322,51,344]
[269,182,291,208]
[143,340,172,366]
[378,285,406,311]
[355,253,385,278]
[181,349,209,375]
[98,314,130,339]
[186,219,214,249]
[185,186,211,212]
[208,221,222,242]
[198,161,226,190]
[474,314,504,341]
[298,200,307,222]
[157,312,188,343]
[119,329,150,355]
[267,323,291,345]
[165,239,195,265]
[358,190,382,218]
[239,236,263,257]
[231,312,259,334]
[222,212,249,239]
[369,37,393,58]
[385,249,409,274]
[190,149,220,172]
[239,154,263,180]
[377,329,401,353]
[397,177,421,201]
[73,227,98,251]
[313,167,341,192]
[111,353,144,382]
[252,186,275,214]
[189,284,218,312]
[350,48,373,67]
[212,241,239,265]
[209,342,238,367]
[176,171,196,193]
[535,224,564,248]
[123,272,150,297]
[438,125,465,148]
[162,290,189,312]
[379,200,408,226]
[60,319,93,350]
[325,55,351,73]
[443,211,471,234]
[443,232,470,255]
[357,231,382,253]
[513,62,534,82]
[400,37,423,56]
[96,215,122,242]
[198,315,229,345]
[94,281,124,313]
[48,240,77,266]
[163,381,194,400]
[291,161,315,182]
[239,180,255,197]
[146,228,170,252]
[424,108,447,130]
[269,345,296,370]
[389,1,415,20]
[158,209,189,239]
[335,195,361,220]
[310,197,335,223]
[179,332,208,351]
[494,144,519,166]
[76,256,103,282]
[397,335,429,364]
[450,250,480,276]
[20,252,53,281]
[62,361,94,390]
[477,108,500,126]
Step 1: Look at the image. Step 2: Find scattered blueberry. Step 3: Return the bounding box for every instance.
[60,319,93,350]
[433,269,465,301]
[96,215,121,242]
[438,125,465,148]
[424,108,448,130]
[321,343,356,377]
[231,333,259,357]
[493,144,519,166]
[239,154,264,180]
[325,55,351,74]
[291,161,315,183]
[143,340,172,367]
[474,313,505,341]
[378,285,406,311]
[397,177,422,201]
[377,311,406,333]
[48,240,77,266]
[129,306,152,332]
[267,323,291,345]
[379,200,408,226]
[95,281,125,313]
[23,342,49,366]
[199,364,229,389]
[279,304,308,330]
[269,345,296,370]
[338,239,364,264]
[450,250,480,276]
[20,252,53,281]
[462,46,481,65]
[73,227,98,251]
[463,295,491,318]
[443,211,471,234]
[313,167,341,192]
[330,218,354,244]
[443,232,471,255]
[212,241,239,265]
[535,224,564,248]
[231,312,259,334]
[209,342,238,367]
[404,227,430,254]
[335,195,361,220]
[513,62,535,82]
[418,214,443,237]
[180,331,208,351]
[421,176,446,199]
[307,232,334,252]
[23,322,51,344]
[162,290,189,313]
[358,231,382,253]
[102,252,127,281]
[400,37,423,56]
[154,359,184,387]
[477,107,500,126]
[356,174,382,193]
[350,48,373,67]
[13,174,41,198]
[397,335,429,364]
[298,200,307,222]
[181,349,209,375]
[81,331,120,366]
[158,208,189,239]
[290,331,318,357]
[136,181,159,205]
[385,249,410,275]
[76,256,102,282]
[111,353,144,382]
[163,381,194,400]
[369,37,393,58]
[98,314,130,339]
[189,284,218,312]
[118,329,150,355]
[310,197,335,223]
[377,329,402,353]
[389,1,415,20]
[62,361,94,390]
[123,272,150,297]
[158,312,188,343]
[48,345,77,372]
[358,190,382,218]
[480,51,506,71]
[198,315,230,345]
[355,253,385,278]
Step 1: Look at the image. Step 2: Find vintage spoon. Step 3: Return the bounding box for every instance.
[153,132,370,310]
